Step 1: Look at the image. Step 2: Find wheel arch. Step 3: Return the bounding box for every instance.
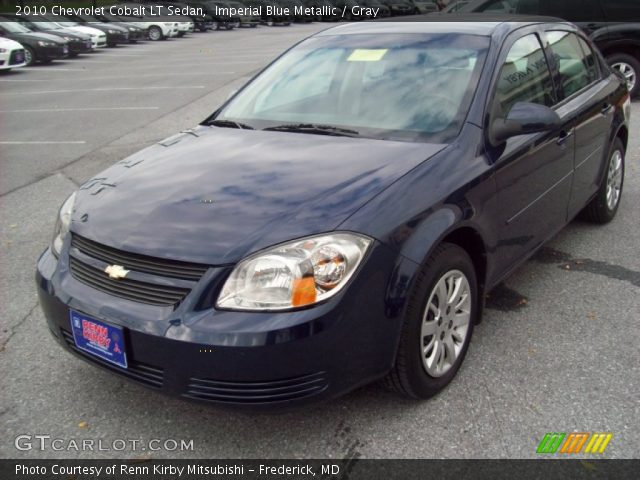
[401,216,490,325]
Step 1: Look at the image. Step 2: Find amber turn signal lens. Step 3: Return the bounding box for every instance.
[291,276,317,307]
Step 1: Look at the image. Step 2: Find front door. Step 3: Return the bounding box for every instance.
[489,32,575,276]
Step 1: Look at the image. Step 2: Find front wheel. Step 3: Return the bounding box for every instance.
[384,243,477,399]
[24,46,36,66]
[148,26,163,41]
[582,137,625,224]
[607,53,639,98]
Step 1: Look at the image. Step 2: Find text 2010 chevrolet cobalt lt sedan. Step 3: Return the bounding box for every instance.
[37,20,630,409]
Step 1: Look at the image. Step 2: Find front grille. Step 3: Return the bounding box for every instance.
[71,235,209,281]
[61,329,164,388]
[183,372,328,405]
[69,257,190,306]
[9,49,25,65]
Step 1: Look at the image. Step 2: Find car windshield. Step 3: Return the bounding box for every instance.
[214,33,489,142]
[0,22,32,33]
[34,21,63,30]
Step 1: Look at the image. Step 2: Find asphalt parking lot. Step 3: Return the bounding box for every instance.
[1,24,639,460]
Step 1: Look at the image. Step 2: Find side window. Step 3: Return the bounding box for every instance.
[494,34,555,118]
[547,31,593,99]
[577,36,600,83]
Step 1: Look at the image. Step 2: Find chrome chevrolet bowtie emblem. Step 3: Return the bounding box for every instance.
[105,264,130,280]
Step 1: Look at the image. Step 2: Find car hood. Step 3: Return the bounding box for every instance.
[71,126,445,265]
[6,31,65,43]
[0,37,23,49]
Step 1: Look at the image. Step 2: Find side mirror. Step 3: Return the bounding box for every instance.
[489,102,561,146]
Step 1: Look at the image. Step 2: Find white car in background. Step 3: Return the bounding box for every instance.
[112,4,180,40]
[0,37,26,71]
[53,22,107,48]
[175,17,195,37]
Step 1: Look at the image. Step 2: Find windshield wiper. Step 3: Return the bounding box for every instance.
[206,119,255,130]
[263,123,360,137]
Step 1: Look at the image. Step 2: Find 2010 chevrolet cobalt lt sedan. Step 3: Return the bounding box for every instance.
[37,19,630,409]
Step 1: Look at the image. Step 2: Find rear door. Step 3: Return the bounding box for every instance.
[489,31,575,275]
[543,30,617,218]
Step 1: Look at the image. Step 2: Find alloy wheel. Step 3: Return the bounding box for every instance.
[612,62,637,93]
[24,48,33,66]
[420,270,471,377]
[606,150,623,211]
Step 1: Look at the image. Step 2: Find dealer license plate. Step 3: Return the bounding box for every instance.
[70,310,128,368]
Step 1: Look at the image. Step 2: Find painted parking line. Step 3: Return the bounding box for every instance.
[0,141,86,145]
[0,86,205,95]
[0,107,160,113]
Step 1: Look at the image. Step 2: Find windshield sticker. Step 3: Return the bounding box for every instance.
[348,49,388,62]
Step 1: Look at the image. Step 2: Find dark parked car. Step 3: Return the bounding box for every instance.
[38,19,630,409]
[57,14,131,46]
[87,13,148,42]
[450,0,640,97]
[240,0,292,24]
[357,0,392,18]
[378,0,415,16]
[4,16,93,56]
[0,22,68,65]
[226,0,261,26]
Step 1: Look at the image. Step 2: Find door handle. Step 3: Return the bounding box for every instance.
[556,130,574,146]
[601,103,614,115]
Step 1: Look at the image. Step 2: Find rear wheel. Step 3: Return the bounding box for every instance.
[385,243,477,399]
[582,137,625,224]
[177,31,185,37]
[24,46,35,66]
[607,53,639,98]
[148,26,163,41]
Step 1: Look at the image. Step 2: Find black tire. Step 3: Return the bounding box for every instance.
[607,53,640,98]
[581,137,625,224]
[384,243,477,399]
[177,31,186,37]
[24,46,36,66]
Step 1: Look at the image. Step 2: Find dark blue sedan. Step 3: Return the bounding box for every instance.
[37,19,631,409]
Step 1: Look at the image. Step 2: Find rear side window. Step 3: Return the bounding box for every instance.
[577,36,600,82]
[493,34,555,117]
[547,31,594,99]
[601,0,640,22]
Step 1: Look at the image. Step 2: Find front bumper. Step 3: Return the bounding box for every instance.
[36,241,409,410]
[106,31,129,45]
[39,44,68,61]
[68,40,93,54]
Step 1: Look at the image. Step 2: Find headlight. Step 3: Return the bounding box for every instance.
[108,29,117,34]
[0,48,7,53]
[37,41,53,47]
[51,192,76,257]
[63,36,72,41]
[216,233,372,311]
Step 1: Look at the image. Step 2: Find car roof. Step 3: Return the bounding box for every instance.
[316,15,574,37]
